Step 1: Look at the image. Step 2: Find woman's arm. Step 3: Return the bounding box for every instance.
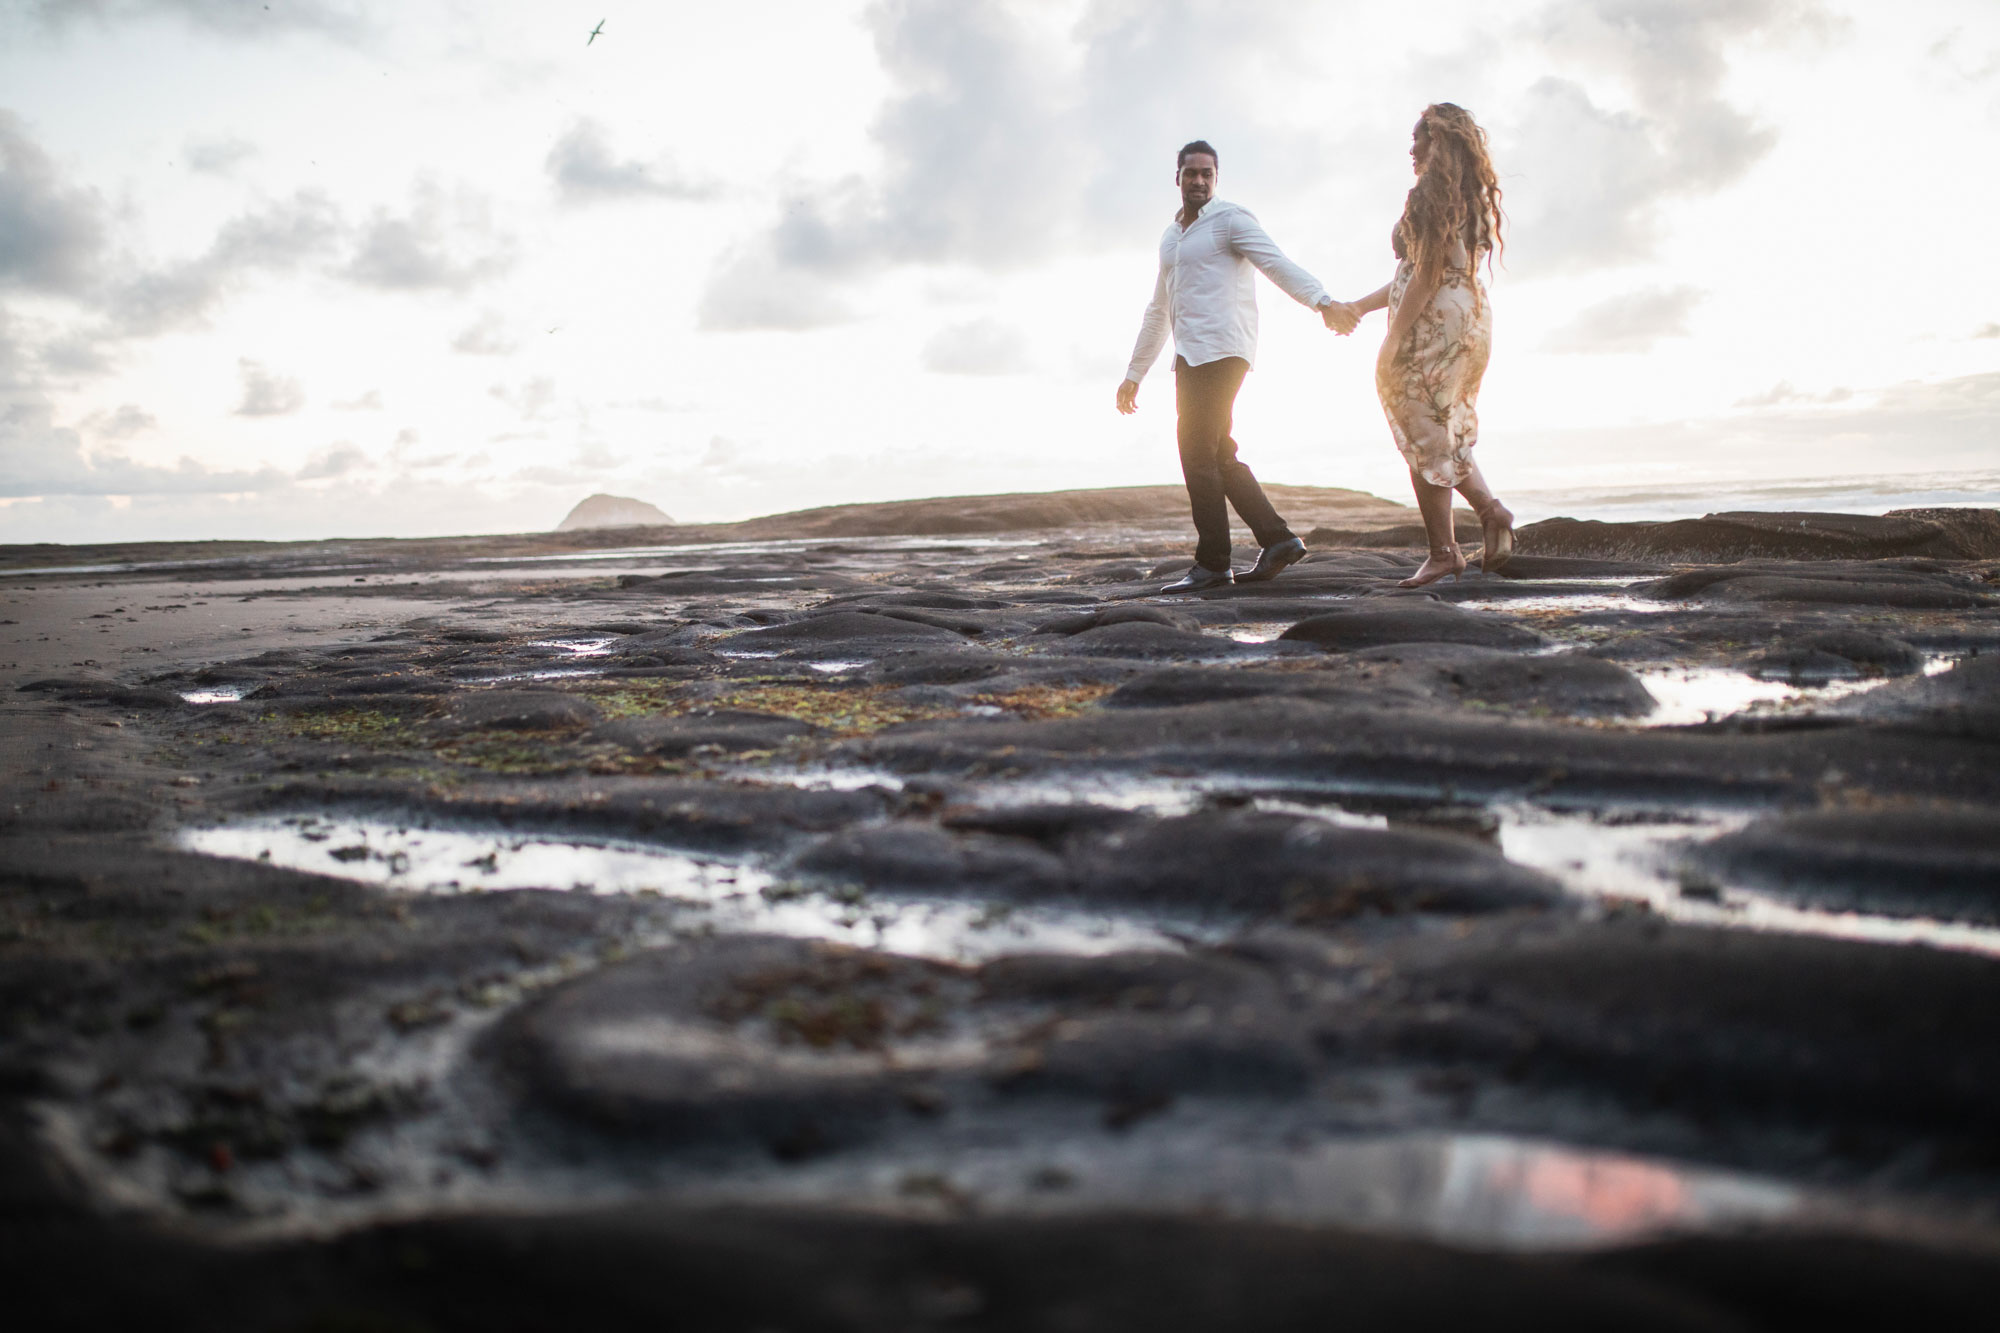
[1348,282,1392,316]
[1378,265,1437,371]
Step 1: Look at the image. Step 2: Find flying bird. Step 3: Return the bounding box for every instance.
[587,20,605,45]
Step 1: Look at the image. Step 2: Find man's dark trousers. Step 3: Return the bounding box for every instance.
[1174,354,1296,573]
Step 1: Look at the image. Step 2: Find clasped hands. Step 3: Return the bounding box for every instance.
[1319,298,1360,335]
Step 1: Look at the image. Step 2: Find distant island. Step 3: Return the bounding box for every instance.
[556,494,676,531]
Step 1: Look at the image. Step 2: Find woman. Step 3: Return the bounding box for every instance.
[1336,103,1513,586]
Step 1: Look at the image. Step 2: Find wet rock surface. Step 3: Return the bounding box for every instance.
[5,497,2000,1328]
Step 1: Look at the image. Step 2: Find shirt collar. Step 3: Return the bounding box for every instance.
[1176,197,1223,225]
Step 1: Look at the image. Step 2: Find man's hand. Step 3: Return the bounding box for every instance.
[1320,300,1359,335]
[1116,379,1140,414]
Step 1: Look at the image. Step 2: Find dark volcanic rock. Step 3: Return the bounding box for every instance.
[1363,917,2000,1143]
[492,936,975,1151]
[1829,651,2000,740]
[1049,622,1249,659]
[718,611,969,650]
[1279,601,1546,651]
[1692,808,2000,923]
[979,951,1315,1100]
[592,710,820,756]
[1744,630,1924,682]
[444,690,599,731]
[494,936,1321,1154]
[1641,565,1989,610]
[1345,644,1657,718]
[1072,810,1563,919]
[788,824,1071,896]
[1034,604,1201,635]
[1520,508,2000,562]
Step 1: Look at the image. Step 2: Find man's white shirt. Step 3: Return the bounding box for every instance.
[1125,198,1329,384]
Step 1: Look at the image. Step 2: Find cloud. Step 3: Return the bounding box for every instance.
[296,442,365,480]
[102,189,342,338]
[233,358,304,416]
[1974,322,2000,340]
[1542,285,1704,353]
[1501,0,1833,272]
[451,311,515,356]
[544,119,714,204]
[33,0,366,42]
[83,403,157,439]
[331,389,382,411]
[0,111,105,293]
[697,240,853,332]
[1733,381,1853,409]
[489,375,557,421]
[183,134,256,176]
[342,184,512,292]
[922,318,1031,375]
[0,397,287,498]
[695,0,1326,326]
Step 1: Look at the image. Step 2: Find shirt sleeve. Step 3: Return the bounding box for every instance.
[1228,209,1328,310]
[1124,253,1171,384]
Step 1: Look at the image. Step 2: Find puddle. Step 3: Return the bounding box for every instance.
[1225,623,1292,644]
[176,815,1192,964]
[807,659,871,674]
[179,683,258,705]
[1492,803,2000,958]
[1458,593,1668,616]
[1634,665,1897,727]
[472,667,609,685]
[526,637,619,657]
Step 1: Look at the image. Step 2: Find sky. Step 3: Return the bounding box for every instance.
[0,0,1996,544]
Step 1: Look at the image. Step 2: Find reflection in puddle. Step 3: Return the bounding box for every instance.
[1493,804,2000,957]
[526,637,619,657]
[1633,666,1888,727]
[1224,623,1292,644]
[176,815,1188,963]
[179,683,257,705]
[1457,593,1668,616]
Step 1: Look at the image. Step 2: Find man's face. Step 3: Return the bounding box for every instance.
[1177,153,1216,212]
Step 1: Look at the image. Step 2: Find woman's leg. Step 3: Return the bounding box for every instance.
[1399,467,1466,588]
[1453,460,1513,572]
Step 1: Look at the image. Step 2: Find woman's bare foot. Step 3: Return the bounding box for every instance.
[1398,546,1467,588]
[1477,499,1514,573]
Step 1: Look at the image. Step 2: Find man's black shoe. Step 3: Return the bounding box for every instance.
[1236,536,1307,584]
[1161,564,1234,594]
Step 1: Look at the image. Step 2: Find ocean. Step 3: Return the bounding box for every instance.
[1504,469,2000,526]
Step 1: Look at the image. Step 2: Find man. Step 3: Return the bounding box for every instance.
[1118,140,1357,593]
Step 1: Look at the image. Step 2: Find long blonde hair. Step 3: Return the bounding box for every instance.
[1392,103,1504,294]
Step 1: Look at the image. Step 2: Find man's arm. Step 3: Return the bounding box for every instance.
[1118,254,1171,413]
[1227,209,1330,313]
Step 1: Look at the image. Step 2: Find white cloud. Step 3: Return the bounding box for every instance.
[545,119,714,204]
[342,183,512,292]
[233,357,304,416]
[1542,285,1704,353]
[0,110,105,293]
[922,317,1030,375]
[296,441,367,480]
[182,133,256,175]
[451,310,516,356]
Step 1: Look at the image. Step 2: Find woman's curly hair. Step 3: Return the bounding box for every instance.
[1392,103,1504,290]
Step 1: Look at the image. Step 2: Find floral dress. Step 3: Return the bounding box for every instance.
[1377,250,1491,488]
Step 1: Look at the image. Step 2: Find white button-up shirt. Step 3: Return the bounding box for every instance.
[1125,198,1330,383]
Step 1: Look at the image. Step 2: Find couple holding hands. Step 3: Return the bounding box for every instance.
[1118,102,1513,592]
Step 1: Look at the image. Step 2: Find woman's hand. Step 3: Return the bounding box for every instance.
[1320,300,1359,334]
